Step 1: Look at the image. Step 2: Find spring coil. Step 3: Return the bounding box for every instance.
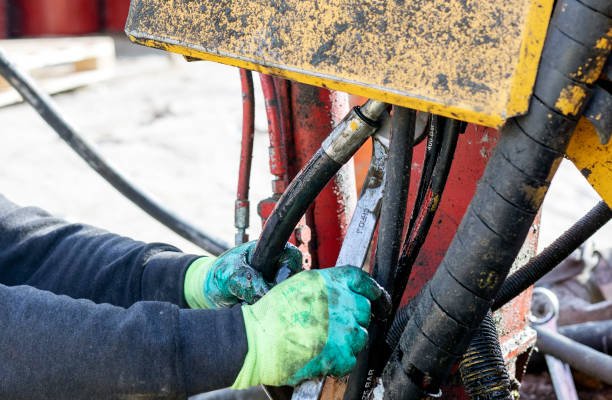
[458,313,513,400]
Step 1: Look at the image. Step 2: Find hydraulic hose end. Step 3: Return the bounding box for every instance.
[321,101,388,165]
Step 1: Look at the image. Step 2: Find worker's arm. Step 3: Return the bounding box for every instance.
[0,194,300,309]
[0,282,247,398]
[0,262,385,398]
[0,193,195,307]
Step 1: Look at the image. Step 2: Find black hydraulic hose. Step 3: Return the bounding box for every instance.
[249,101,387,282]
[407,115,443,236]
[392,118,460,311]
[387,305,513,400]
[344,107,416,400]
[382,1,611,398]
[492,201,611,311]
[0,49,229,255]
[458,313,513,400]
[253,149,341,280]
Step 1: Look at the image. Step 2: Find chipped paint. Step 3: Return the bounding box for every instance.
[554,85,588,117]
[566,118,612,205]
[126,0,553,128]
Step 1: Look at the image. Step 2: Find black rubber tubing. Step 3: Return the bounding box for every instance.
[344,107,416,400]
[249,148,342,281]
[249,102,385,282]
[381,1,611,397]
[492,201,611,311]
[0,49,229,256]
[392,118,460,312]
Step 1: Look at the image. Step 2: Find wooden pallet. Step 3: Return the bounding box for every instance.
[0,36,116,107]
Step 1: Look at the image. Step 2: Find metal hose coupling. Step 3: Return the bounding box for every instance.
[249,99,387,282]
[322,100,387,164]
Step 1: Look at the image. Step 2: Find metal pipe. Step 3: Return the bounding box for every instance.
[559,320,612,355]
[533,325,612,385]
[0,48,229,255]
[235,69,255,245]
[260,74,290,195]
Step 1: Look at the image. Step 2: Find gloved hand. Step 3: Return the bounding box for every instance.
[232,265,388,389]
[183,241,302,309]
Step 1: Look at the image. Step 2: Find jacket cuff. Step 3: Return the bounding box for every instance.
[141,251,200,307]
[179,306,248,395]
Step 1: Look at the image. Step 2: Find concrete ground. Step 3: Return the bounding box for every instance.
[0,36,609,398]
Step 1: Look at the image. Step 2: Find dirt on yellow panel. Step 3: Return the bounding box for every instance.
[566,118,612,205]
[126,0,553,127]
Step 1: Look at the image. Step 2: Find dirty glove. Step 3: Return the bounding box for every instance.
[184,241,303,309]
[232,265,388,388]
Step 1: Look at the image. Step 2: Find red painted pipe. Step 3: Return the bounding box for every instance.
[235,69,255,244]
[15,0,99,36]
[237,69,255,203]
[290,83,351,268]
[260,74,289,195]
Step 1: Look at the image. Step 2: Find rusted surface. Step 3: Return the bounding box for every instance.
[126,0,553,127]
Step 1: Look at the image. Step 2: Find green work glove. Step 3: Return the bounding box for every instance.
[232,265,387,389]
[184,241,303,309]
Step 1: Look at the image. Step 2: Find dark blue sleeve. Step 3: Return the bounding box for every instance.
[0,195,248,398]
[0,193,199,307]
[0,284,247,398]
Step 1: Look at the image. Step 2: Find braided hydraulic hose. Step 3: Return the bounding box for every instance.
[492,201,611,311]
[382,1,611,398]
[392,118,460,312]
[235,69,255,245]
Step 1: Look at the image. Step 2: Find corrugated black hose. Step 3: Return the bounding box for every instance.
[0,48,230,255]
[382,1,611,398]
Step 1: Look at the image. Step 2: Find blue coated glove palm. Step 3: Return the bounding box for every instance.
[184,241,302,309]
[232,265,388,388]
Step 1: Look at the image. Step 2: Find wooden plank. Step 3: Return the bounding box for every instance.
[0,36,116,107]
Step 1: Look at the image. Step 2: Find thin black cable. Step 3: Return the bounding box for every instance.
[392,118,460,311]
[0,49,229,255]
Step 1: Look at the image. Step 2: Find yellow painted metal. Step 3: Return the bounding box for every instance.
[566,118,612,206]
[126,0,553,128]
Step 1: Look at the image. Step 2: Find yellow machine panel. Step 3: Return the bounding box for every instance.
[126,0,553,127]
[567,118,612,206]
